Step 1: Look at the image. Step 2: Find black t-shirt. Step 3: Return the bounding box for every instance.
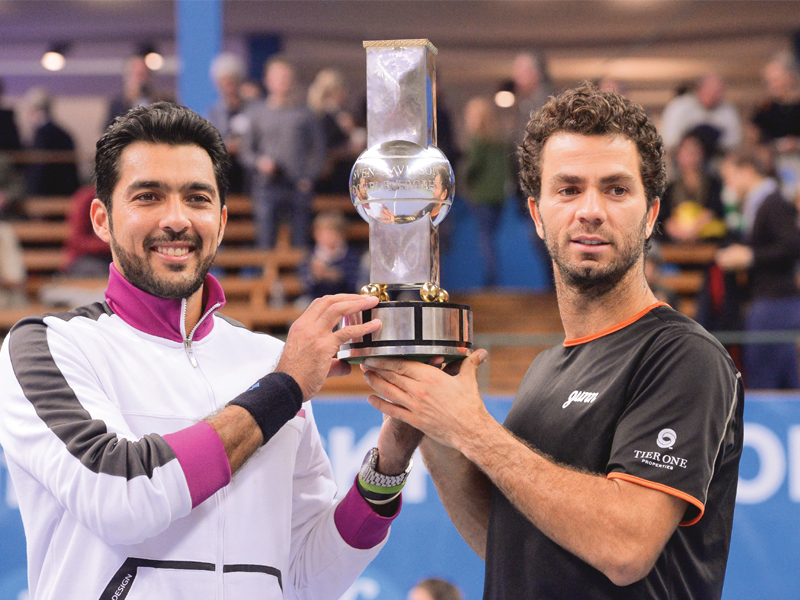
[752,100,800,141]
[748,192,800,299]
[484,303,743,600]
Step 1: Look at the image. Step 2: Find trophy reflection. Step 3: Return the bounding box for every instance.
[337,40,473,363]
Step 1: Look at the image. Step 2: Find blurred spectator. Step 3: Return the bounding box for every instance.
[752,51,800,148]
[660,73,742,155]
[0,77,21,151]
[435,84,459,167]
[0,154,25,220]
[408,578,463,600]
[462,96,507,287]
[597,76,628,95]
[208,53,250,194]
[0,151,26,308]
[512,52,557,141]
[62,185,111,277]
[22,87,80,196]
[239,78,265,103]
[716,148,800,389]
[0,220,26,309]
[510,52,556,287]
[299,211,360,302]
[659,130,726,243]
[107,55,156,125]
[241,56,326,249]
[752,51,800,197]
[307,68,358,194]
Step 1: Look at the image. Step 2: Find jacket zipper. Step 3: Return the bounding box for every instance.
[179,298,226,598]
[181,299,222,368]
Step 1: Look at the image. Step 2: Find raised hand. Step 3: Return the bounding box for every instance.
[277,294,381,401]
[362,350,488,450]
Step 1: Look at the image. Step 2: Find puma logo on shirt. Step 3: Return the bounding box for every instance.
[562,390,599,409]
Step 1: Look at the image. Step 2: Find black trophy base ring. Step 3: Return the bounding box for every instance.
[337,301,473,364]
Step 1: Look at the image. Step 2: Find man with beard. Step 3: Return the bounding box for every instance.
[0,103,418,600]
[361,85,743,599]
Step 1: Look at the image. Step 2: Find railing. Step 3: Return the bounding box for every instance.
[1,150,78,164]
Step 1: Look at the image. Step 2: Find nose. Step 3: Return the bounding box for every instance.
[574,186,606,227]
[159,197,191,234]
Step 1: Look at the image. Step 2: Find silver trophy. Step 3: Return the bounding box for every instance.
[337,39,473,363]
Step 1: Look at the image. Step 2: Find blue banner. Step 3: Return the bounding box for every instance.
[1,394,799,599]
[724,395,800,600]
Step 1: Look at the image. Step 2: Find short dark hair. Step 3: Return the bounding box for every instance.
[435,164,454,197]
[94,101,231,210]
[519,82,666,211]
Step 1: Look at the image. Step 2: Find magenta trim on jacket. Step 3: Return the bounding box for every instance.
[104,264,226,342]
[334,477,400,549]
[163,422,232,508]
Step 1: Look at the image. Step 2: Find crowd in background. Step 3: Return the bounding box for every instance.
[2,47,800,388]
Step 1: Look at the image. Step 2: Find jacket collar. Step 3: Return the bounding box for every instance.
[104,264,226,343]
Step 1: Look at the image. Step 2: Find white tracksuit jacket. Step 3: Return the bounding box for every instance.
[0,266,397,600]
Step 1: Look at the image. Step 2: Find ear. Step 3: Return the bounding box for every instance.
[217,204,228,245]
[90,198,112,244]
[529,197,545,240]
[645,197,660,239]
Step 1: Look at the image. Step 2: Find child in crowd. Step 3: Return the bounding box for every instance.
[299,212,361,304]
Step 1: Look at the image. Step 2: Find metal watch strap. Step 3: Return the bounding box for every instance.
[358,447,412,495]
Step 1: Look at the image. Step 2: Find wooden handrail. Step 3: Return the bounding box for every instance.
[213,247,307,269]
[23,250,64,271]
[312,194,356,213]
[12,221,70,243]
[660,271,703,294]
[660,243,718,265]
[23,196,73,218]
[1,150,78,164]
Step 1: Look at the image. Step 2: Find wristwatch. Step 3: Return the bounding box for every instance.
[357,447,413,503]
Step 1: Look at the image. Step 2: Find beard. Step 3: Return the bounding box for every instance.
[110,230,216,300]
[542,213,648,299]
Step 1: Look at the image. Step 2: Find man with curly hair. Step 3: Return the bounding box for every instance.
[361,84,743,599]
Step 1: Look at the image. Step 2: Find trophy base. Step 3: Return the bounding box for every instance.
[337,301,473,364]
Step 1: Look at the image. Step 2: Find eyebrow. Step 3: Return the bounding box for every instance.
[598,173,639,187]
[549,173,584,186]
[548,172,639,187]
[125,180,218,196]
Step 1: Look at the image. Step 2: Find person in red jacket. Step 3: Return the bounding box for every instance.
[63,185,113,276]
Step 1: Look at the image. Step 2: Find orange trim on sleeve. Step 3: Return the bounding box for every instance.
[607,472,704,526]
[564,302,667,347]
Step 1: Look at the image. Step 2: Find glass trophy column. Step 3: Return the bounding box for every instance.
[337,39,473,364]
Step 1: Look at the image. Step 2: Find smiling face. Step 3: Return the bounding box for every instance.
[530,133,659,297]
[91,142,227,300]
